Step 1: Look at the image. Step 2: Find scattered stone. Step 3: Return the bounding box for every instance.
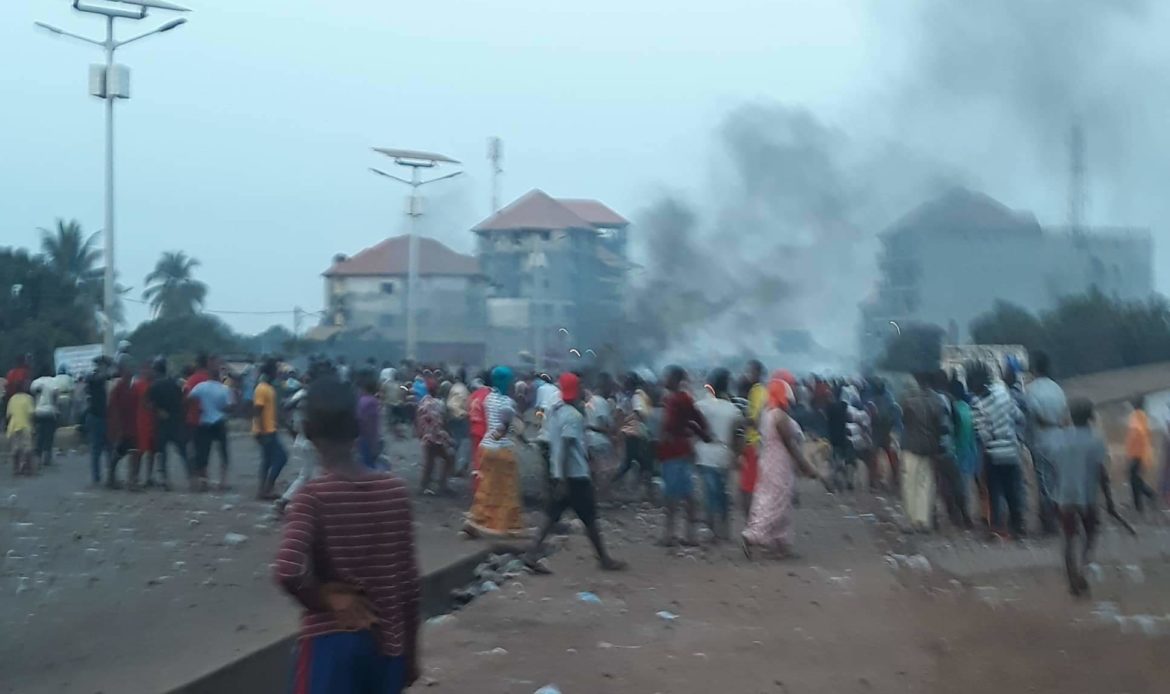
[426,614,456,627]
[223,532,248,547]
[534,686,562,694]
[656,610,679,621]
[475,647,508,656]
[576,591,602,604]
[480,580,500,593]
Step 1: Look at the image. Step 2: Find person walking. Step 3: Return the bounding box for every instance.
[657,365,710,547]
[416,380,454,495]
[106,358,138,490]
[356,372,383,470]
[1125,396,1159,514]
[30,365,61,470]
[253,360,288,500]
[446,375,471,476]
[741,373,825,558]
[147,358,186,489]
[1024,351,1069,535]
[5,382,35,476]
[970,363,1026,539]
[84,357,111,486]
[464,367,524,538]
[611,372,654,499]
[131,360,157,489]
[523,372,627,573]
[695,368,742,541]
[189,364,234,492]
[899,372,945,533]
[1055,398,1117,598]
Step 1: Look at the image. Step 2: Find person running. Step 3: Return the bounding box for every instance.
[1056,398,1117,598]
[584,376,618,495]
[523,372,627,573]
[970,362,1026,539]
[695,368,742,541]
[275,376,421,693]
[147,358,186,489]
[30,365,61,470]
[189,364,234,492]
[464,367,524,538]
[1125,396,1159,514]
[416,380,454,495]
[741,373,824,558]
[657,365,710,547]
[5,382,35,476]
[253,360,288,500]
[276,369,314,516]
[899,372,945,533]
[1025,351,1069,535]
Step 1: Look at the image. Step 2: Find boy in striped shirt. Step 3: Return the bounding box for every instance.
[275,377,421,693]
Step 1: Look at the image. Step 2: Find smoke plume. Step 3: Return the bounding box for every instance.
[627,0,1170,369]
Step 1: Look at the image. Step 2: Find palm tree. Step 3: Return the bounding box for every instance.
[143,251,208,318]
[39,219,101,286]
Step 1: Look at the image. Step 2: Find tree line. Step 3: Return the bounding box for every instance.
[2,219,294,371]
[879,290,1170,378]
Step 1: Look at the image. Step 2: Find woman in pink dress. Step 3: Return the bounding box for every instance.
[741,373,826,559]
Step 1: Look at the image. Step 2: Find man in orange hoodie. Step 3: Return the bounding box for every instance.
[1126,397,1158,514]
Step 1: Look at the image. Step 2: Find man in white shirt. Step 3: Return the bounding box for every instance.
[30,367,61,469]
[695,368,743,541]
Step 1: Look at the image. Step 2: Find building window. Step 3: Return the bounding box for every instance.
[381,282,395,294]
[379,315,394,328]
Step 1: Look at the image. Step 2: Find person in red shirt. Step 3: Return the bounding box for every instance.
[656,365,710,547]
[274,376,421,694]
[467,372,491,496]
[131,361,157,489]
[182,352,212,432]
[106,357,138,490]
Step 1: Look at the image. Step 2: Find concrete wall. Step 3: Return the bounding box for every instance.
[167,548,494,694]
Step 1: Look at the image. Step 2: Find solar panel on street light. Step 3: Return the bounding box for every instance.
[112,0,193,11]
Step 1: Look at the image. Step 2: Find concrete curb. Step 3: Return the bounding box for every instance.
[167,544,502,694]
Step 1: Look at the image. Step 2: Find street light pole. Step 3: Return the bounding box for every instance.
[370,148,462,362]
[102,15,116,358]
[36,1,190,356]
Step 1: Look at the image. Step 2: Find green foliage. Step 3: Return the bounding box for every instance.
[239,325,296,356]
[877,322,943,373]
[0,247,97,372]
[969,291,1170,377]
[125,313,241,362]
[143,251,207,318]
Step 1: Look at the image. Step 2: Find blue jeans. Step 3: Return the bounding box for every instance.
[87,414,107,483]
[291,631,406,694]
[257,433,288,493]
[661,458,694,500]
[698,466,729,520]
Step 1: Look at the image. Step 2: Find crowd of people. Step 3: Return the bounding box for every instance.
[6,347,1170,693]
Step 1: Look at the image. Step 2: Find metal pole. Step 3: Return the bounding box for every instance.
[406,166,420,361]
[102,16,116,357]
[533,234,544,371]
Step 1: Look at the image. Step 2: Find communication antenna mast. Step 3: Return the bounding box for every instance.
[488,136,503,214]
[1069,122,1086,236]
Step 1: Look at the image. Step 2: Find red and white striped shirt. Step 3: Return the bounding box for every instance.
[274,471,420,657]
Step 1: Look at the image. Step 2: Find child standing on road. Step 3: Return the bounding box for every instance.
[1056,398,1117,598]
[5,384,35,475]
[275,376,421,694]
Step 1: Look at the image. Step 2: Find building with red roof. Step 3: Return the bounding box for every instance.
[319,235,487,364]
[472,189,631,367]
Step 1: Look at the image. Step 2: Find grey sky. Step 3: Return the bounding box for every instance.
[4,0,1168,336]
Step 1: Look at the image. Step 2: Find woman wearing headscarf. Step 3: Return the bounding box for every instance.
[464,366,525,538]
[741,371,826,559]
